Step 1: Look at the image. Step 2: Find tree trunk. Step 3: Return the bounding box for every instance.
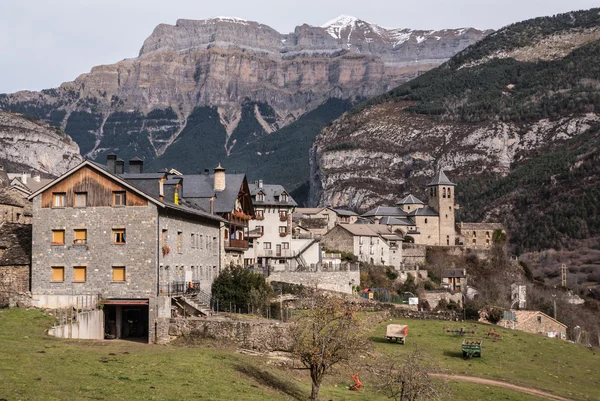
[310,381,320,401]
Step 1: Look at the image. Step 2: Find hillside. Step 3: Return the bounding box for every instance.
[0,111,82,176]
[310,8,600,251]
[0,16,487,190]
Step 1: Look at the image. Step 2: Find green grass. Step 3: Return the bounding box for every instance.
[0,309,589,401]
[369,318,600,401]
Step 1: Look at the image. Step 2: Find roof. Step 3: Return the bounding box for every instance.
[427,170,455,187]
[330,208,358,216]
[249,182,297,207]
[513,311,567,329]
[379,216,414,226]
[335,224,380,237]
[180,173,246,214]
[397,194,424,205]
[460,222,504,231]
[442,269,466,278]
[9,176,54,194]
[0,188,27,208]
[407,206,439,217]
[296,208,326,215]
[361,206,407,218]
[0,223,31,266]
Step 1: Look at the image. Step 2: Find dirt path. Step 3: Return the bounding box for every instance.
[430,373,572,401]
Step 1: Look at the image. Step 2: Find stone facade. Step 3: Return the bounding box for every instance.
[498,310,567,340]
[421,290,463,309]
[457,222,505,248]
[267,269,360,294]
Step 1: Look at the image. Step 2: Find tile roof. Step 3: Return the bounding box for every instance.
[337,224,380,237]
[427,170,455,187]
[249,183,297,207]
[513,310,567,329]
[379,216,414,226]
[0,223,31,266]
[361,206,407,218]
[442,269,466,278]
[407,206,439,217]
[397,194,424,205]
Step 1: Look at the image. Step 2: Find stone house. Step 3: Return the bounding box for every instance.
[321,224,403,269]
[0,187,32,224]
[498,310,567,340]
[293,207,358,236]
[28,159,225,343]
[441,269,466,292]
[457,222,506,248]
[244,180,320,271]
[0,222,31,307]
[8,171,53,196]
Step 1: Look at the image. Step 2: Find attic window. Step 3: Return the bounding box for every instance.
[113,191,126,207]
[425,218,428,224]
[74,192,87,207]
[256,193,264,201]
[281,193,287,202]
[52,193,66,208]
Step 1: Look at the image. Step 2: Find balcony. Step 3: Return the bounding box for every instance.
[224,239,249,251]
[247,228,264,238]
[258,249,294,258]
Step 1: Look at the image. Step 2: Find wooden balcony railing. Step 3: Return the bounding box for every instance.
[225,239,249,250]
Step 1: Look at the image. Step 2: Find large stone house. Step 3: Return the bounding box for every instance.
[244,180,320,271]
[497,310,567,340]
[457,222,506,248]
[321,224,403,269]
[293,207,359,236]
[28,159,224,343]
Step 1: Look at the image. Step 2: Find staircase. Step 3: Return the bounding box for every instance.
[293,238,318,271]
[176,288,212,316]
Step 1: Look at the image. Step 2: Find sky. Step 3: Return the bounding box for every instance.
[0,0,598,93]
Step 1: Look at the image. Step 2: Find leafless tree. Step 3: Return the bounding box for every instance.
[292,294,369,400]
[377,346,451,401]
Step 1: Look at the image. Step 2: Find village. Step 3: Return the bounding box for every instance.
[0,157,570,346]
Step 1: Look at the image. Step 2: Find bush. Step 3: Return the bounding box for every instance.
[211,265,273,313]
[464,304,481,320]
[385,266,399,281]
[485,307,503,324]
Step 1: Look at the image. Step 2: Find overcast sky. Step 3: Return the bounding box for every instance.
[0,0,597,93]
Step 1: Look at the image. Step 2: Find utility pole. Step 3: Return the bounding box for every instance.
[561,264,567,287]
[552,294,557,319]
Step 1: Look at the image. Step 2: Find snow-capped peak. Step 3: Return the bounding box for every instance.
[210,16,249,25]
[321,15,360,29]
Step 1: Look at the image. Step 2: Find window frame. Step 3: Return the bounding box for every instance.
[263,242,271,250]
[51,266,65,282]
[73,229,87,245]
[74,192,88,208]
[73,266,87,282]
[113,191,126,207]
[279,226,287,233]
[112,228,126,245]
[52,193,66,208]
[51,229,65,245]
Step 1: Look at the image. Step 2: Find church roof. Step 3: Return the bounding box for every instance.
[407,206,439,217]
[397,194,424,205]
[361,206,407,218]
[427,170,455,187]
[379,216,414,226]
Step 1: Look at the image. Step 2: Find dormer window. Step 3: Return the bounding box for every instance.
[281,193,288,202]
[256,192,264,201]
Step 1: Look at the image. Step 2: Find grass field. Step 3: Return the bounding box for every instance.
[1,309,596,400]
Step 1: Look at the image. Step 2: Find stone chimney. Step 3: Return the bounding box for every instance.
[129,157,144,174]
[213,163,226,191]
[115,158,125,174]
[32,171,41,182]
[258,179,263,189]
[21,172,27,185]
[106,154,117,173]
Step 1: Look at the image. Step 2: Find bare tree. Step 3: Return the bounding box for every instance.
[292,294,369,400]
[377,346,450,401]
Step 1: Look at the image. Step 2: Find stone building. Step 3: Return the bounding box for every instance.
[457,222,506,248]
[293,207,359,236]
[0,187,32,224]
[497,310,567,340]
[28,159,224,343]
[0,223,31,307]
[321,224,403,269]
[441,269,466,292]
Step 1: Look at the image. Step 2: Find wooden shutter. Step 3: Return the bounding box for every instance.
[74,229,87,244]
[52,230,65,244]
[113,229,125,244]
[112,267,125,282]
[73,266,86,282]
[51,267,64,282]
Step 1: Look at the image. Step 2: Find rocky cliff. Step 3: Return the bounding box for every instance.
[0,16,486,188]
[0,111,82,176]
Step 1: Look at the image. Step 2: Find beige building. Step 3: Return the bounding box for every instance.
[441,269,466,292]
[457,222,506,248]
[293,207,358,236]
[498,310,567,340]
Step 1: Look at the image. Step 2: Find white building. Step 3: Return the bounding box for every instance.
[244,181,320,271]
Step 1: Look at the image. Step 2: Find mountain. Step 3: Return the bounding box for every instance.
[309,8,600,250]
[0,16,487,190]
[0,111,83,176]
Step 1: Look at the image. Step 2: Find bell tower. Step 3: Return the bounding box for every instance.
[427,170,456,246]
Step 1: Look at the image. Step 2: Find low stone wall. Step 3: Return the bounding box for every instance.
[421,291,463,309]
[267,270,360,294]
[166,317,294,352]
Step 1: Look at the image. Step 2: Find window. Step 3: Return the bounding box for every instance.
[51,230,65,245]
[473,231,477,237]
[282,242,289,249]
[263,242,271,249]
[448,188,451,197]
[442,188,446,198]
[51,266,64,282]
[425,218,428,224]
[213,237,217,251]
[177,231,182,253]
[191,233,196,248]
[162,229,167,246]
[281,193,288,202]
[113,229,126,244]
[279,226,287,233]
[74,192,87,207]
[449,206,452,211]
[73,266,86,282]
[256,193,264,201]
[113,191,126,206]
[537,316,542,324]
[256,225,264,234]
[53,193,66,208]
[112,266,126,282]
[199,234,203,249]
[74,229,87,245]
[255,210,264,218]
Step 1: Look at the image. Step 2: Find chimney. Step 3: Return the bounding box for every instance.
[213,163,226,191]
[258,179,263,189]
[159,178,165,200]
[21,172,27,185]
[129,157,144,174]
[204,169,210,175]
[32,171,41,182]
[115,158,125,174]
[106,153,117,174]
[210,197,215,214]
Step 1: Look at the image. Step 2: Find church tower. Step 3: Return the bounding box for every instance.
[427,171,456,246]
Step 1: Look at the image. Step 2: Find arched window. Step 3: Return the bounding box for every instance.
[425,218,428,224]
[448,188,452,197]
[442,187,446,198]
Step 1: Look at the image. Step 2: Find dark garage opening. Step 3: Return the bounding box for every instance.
[103,300,149,342]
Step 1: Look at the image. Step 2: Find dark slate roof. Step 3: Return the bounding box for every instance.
[331,208,358,216]
[442,269,466,278]
[379,216,414,226]
[249,183,297,207]
[120,173,166,180]
[0,223,31,266]
[180,173,245,214]
[361,206,407,218]
[427,170,455,187]
[397,194,424,205]
[407,206,439,217]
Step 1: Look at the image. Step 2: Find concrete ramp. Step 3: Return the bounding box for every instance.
[48,309,104,340]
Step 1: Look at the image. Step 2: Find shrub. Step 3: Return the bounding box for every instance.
[211,265,273,313]
[485,307,503,324]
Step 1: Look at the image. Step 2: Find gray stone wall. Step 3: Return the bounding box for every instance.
[0,204,31,224]
[158,213,220,295]
[267,270,360,294]
[402,243,427,267]
[421,291,463,309]
[31,196,159,300]
[321,225,353,254]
